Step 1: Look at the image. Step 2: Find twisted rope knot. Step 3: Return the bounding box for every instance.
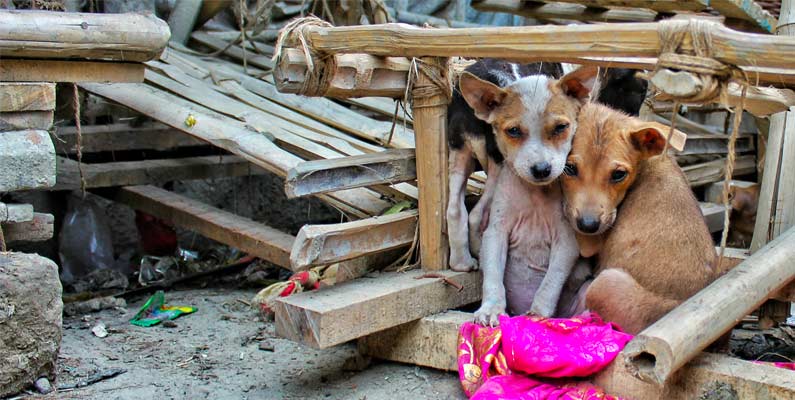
[273,16,337,97]
[407,57,453,109]
[651,19,744,104]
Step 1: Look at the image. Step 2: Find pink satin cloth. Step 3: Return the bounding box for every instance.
[457,313,633,399]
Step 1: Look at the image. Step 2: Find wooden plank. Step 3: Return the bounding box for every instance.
[680,133,754,156]
[0,203,34,223]
[272,269,481,348]
[549,0,704,13]
[0,111,53,132]
[0,83,55,112]
[189,31,274,70]
[291,210,418,271]
[0,130,55,192]
[621,227,795,385]
[54,155,267,190]
[54,123,204,153]
[79,82,390,218]
[473,0,657,22]
[683,155,756,187]
[387,6,485,28]
[0,60,144,83]
[294,20,795,69]
[413,57,449,271]
[708,0,778,32]
[116,185,295,269]
[285,149,416,198]
[359,310,471,371]
[2,213,54,243]
[0,10,169,62]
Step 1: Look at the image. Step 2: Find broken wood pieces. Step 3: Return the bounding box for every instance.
[290,210,418,271]
[285,149,416,198]
[272,269,481,348]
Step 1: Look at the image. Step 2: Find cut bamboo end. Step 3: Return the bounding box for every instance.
[622,336,674,385]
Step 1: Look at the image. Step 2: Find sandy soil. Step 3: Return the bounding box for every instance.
[36,289,464,400]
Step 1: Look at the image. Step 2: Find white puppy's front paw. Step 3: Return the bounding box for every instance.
[449,253,479,272]
[474,300,506,327]
[528,301,555,318]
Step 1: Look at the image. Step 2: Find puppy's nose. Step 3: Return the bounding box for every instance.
[530,162,552,180]
[576,216,601,234]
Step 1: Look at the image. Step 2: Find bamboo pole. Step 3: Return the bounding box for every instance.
[0,10,170,62]
[622,226,795,385]
[412,57,450,271]
[285,20,795,69]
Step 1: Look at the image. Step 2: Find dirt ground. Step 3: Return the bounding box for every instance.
[31,288,463,400]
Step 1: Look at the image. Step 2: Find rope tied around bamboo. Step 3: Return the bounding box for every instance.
[648,18,751,266]
[406,57,452,110]
[273,16,337,97]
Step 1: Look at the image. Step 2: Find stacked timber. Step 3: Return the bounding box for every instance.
[0,10,168,396]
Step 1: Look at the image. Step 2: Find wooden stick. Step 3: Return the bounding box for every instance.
[0,10,169,62]
[285,149,416,198]
[272,269,481,348]
[0,60,144,83]
[412,57,450,271]
[683,155,756,186]
[621,226,795,385]
[168,0,203,45]
[116,185,295,270]
[290,20,795,69]
[290,210,418,270]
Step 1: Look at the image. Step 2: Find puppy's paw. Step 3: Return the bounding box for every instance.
[449,254,478,272]
[528,301,555,318]
[474,300,506,327]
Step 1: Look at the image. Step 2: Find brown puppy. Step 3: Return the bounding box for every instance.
[560,103,718,334]
[728,184,760,248]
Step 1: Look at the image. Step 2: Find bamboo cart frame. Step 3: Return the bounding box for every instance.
[268,11,795,400]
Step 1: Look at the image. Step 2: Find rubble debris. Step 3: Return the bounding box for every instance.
[63,296,127,317]
[129,290,196,327]
[91,323,109,338]
[57,368,127,390]
[33,377,53,394]
[0,252,63,398]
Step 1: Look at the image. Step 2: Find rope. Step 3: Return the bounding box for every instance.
[72,84,87,199]
[406,57,452,109]
[718,83,748,267]
[272,16,337,97]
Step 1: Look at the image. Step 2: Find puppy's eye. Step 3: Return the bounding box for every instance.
[552,123,569,136]
[610,169,628,183]
[505,127,522,138]
[564,162,578,177]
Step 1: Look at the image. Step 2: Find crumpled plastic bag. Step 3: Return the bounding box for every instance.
[58,195,116,285]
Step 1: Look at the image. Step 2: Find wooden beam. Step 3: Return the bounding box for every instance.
[0,111,54,132]
[54,123,204,154]
[0,83,55,112]
[707,0,778,32]
[548,0,703,13]
[290,19,795,69]
[290,210,418,271]
[413,57,450,271]
[272,269,481,348]
[680,133,755,156]
[54,155,267,190]
[472,0,657,23]
[621,227,795,385]
[359,310,471,371]
[683,155,756,187]
[2,213,54,243]
[0,130,55,192]
[0,10,169,62]
[285,149,416,198]
[0,60,144,83]
[79,82,390,218]
[274,48,410,98]
[115,185,295,269]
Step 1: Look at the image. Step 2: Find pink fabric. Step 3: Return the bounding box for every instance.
[458,313,633,399]
[754,361,795,371]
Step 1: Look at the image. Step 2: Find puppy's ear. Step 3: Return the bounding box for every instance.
[628,121,687,157]
[559,66,598,101]
[459,72,506,123]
